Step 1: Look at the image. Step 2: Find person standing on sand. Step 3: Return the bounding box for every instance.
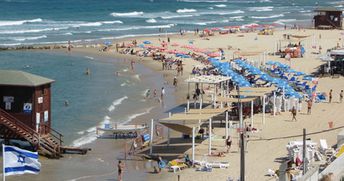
[225,136,232,153]
[118,160,125,181]
[340,90,343,103]
[307,99,312,115]
[291,106,297,121]
[329,89,333,103]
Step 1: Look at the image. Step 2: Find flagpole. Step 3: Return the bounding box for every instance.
[2,144,5,181]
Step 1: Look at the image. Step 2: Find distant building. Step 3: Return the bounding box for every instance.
[314,7,342,29]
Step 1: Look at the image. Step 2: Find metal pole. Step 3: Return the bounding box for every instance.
[263,95,266,124]
[192,127,195,165]
[149,119,154,155]
[237,85,245,181]
[250,100,254,127]
[273,91,276,116]
[225,111,229,138]
[187,100,190,111]
[303,128,307,175]
[208,118,212,155]
[2,144,5,181]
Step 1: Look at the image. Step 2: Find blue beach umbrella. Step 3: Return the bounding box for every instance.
[143,41,151,44]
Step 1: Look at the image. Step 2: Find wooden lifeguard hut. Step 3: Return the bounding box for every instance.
[314,7,343,29]
[0,70,63,158]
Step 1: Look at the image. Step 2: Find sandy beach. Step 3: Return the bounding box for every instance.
[2,26,344,181]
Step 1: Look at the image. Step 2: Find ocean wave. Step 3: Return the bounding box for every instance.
[121,107,154,125]
[102,20,123,24]
[110,11,144,17]
[0,27,68,34]
[274,19,297,25]
[229,16,245,21]
[108,96,128,112]
[176,8,197,13]
[201,10,244,15]
[98,24,175,32]
[178,0,227,2]
[0,18,42,26]
[193,21,218,26]
[161,14,195,19]
[248,6,273,12]
[77,22,103,27]
[84,56,94,60]
[11,35,47,41]
[214,4,227,7]
[146,18,157,23]
[251,14,284,19]
[72,116,111,147]
[63,32,73,35]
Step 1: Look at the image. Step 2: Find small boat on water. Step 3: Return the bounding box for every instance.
[96,120,148,139]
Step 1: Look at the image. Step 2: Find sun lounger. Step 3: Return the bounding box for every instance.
[320,139,335,156]
[207,162,229,169]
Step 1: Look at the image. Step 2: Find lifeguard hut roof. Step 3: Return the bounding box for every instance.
[314,7,342,12]
[0,70,54,87]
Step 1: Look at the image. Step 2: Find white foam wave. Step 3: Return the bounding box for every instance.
[12,35,47,41]
[251,14,284,19]
[161,14,194,19]
[121,107,154,125]
[178,0,227,2]
[72,116,112,147]
[248,6,273,12]
[0,18,42,26]
[84,56,94,60]
[193,21,218,26]
[229,16,245,21]
[102,20,123,24]
[108,96,128,112]
[98,24,175,32]
[176,8,197,13]
[64,32,73,35]
[110,11,144,17]
[146,18,157,23]
[214,4,227,7]
[274,19,297,25]
[77,22,103,27]
[202,10,244,15]
[0,27,67,34]
[120,83,127,87]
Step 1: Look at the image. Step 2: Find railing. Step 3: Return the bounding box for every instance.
[43,124,63,145]
[0,108,40,143]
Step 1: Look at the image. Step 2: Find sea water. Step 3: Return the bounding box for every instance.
[0,50,172,146]
[0,0,341,46]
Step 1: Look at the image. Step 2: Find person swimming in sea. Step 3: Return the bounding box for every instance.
[145,89,151,99]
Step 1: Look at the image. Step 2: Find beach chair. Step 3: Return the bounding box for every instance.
[319,139,335,157]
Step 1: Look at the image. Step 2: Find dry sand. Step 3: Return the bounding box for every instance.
[88,28,344,181]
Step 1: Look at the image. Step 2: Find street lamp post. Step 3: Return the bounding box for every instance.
[237,85,245,181]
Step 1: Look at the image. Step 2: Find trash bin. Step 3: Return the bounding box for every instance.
[328,121,334,129]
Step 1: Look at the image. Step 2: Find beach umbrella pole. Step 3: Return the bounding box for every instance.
[225,111,229,138]
[273,91,276,116]
[251,100,254,127]
[208,118,212,155]
[167,112,171,147]
[149,119,154,155]
[192,127,195,166]
[263,95,266,124]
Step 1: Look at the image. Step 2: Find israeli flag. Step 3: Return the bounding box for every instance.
[3,145,41,176]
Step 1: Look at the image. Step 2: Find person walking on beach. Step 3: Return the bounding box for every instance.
[160,87,165,102]
[173,76,178,87]
[153,89,157,98]
[117,160,125,181]
[329,89,333,103]
[225,136,232,153]
[291,106,297,121]
[307,99,312,115]
[340,90,343,103]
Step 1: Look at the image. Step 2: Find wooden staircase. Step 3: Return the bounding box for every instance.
[0,108,63,158]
